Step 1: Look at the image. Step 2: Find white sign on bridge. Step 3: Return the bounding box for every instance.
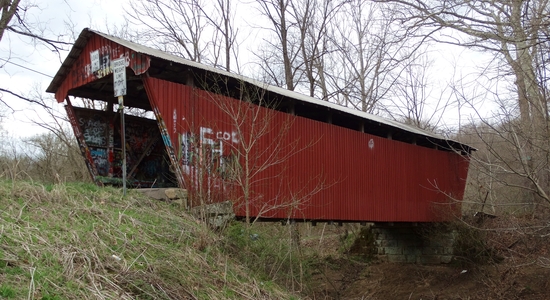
[90,50,100,73]
[112,57,127,97]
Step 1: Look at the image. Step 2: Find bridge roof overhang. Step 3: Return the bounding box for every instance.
[46,28,474,154]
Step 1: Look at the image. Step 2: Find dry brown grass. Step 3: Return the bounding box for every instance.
[0,179,298,299]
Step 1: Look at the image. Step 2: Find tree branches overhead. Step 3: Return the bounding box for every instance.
[124,0,433,114]
[0,0,21,42]
[379,0,550,123]
[382,0,550,208]
[126,0,239,72]
[1,0,72,107]
[122,0,550,209]
[1,0,71,53]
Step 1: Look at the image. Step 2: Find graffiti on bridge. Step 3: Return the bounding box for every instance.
[90,147,109,176]
[79,116,108,147]
[73,107,173,187]
[179,126,240,179]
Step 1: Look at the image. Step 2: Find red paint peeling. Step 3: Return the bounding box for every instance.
[55,34,150,102]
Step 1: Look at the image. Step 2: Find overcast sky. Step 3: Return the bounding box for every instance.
[0,0,491,140]
[0,0,126,138]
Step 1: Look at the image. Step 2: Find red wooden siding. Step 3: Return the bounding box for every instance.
[54,34,150,103]
[144,77,469,222]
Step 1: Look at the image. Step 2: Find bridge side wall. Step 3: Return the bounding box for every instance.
[143,77,470,222]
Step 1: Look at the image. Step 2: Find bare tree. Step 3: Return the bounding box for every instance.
[325,1,421,112]
[125,0,208,62]
[198,0,239,72]
[253,0,347,96]
[1,0,71,108]
[23,130,89,183]
[386,49,451,131]
[125,0,240,71]
[379,0,549,124]
[290,0,345,98]
[377,0,550,209]
[253,0,300,90]
[456,91,550,208]
[217,85,293,224]
[0,0,20,42]
[23,87,90,183]
[0,0,71,55]
[0,110,89,184]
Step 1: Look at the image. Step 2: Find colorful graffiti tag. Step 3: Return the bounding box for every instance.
[90,147,109,175]
[71,107,175,187]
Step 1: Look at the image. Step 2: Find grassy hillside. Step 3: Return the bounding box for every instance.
[4,179,549,299]
[0,180,299,299]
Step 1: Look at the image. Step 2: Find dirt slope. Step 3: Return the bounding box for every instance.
[303,218,550,300]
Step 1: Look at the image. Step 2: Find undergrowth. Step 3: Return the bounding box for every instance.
[223,222,312,293]
[0,179,298,299]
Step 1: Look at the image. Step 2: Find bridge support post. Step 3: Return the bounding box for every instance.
[371,222,455,264]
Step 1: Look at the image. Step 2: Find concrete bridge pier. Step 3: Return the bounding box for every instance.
[371,222,455,264]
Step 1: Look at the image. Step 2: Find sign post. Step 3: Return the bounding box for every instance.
[112,57,127,195]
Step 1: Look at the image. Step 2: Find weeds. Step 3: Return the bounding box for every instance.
[0,179,296,299]
[223,222,311,292]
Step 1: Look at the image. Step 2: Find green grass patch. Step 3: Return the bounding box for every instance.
[0,285,16,298]
[0,179,298,299]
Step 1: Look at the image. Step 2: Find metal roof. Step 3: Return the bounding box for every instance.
[47,28,472,152]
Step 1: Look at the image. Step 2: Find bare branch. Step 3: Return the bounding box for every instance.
[0,87,48,108]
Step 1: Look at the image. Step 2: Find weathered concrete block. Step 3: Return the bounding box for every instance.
[137,188,188,203]
[387,255,406,263]
[372,222,457,264]
[399,238,422,247]
[380,239,398,248]
[384,247,403,255]
[422,247,443,255]
[208,215,235,228]
[405,254,419,263]
[376,255,388,263]
[440,255,453,264]
[374,232,386,240]
[420,255,442,264]
[137,188,166,200]
[403,247,422,256]
[165,188,187,200]
[190,201,235,228]
[173,198,188,209]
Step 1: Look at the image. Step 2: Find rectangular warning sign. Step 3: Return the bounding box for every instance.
[112,57,127,97]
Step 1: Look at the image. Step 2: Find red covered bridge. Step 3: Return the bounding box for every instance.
[47,28,472,223]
